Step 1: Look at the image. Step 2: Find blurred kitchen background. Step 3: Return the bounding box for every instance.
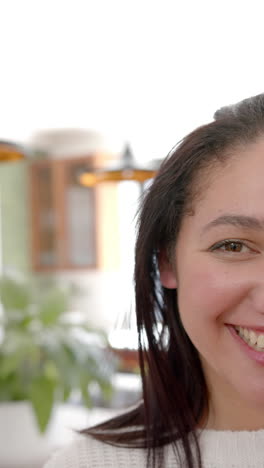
[0,1,264,466]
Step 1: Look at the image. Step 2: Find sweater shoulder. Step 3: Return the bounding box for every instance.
[43,434,147,468]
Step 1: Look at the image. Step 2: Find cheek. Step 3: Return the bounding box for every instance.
[177,265,249,334]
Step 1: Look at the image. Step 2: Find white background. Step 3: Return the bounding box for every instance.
[0,0,264,162]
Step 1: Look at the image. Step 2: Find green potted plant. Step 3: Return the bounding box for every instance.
[0,275,116,466]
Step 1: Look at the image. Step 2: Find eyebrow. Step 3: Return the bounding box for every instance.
[202,214,264,234]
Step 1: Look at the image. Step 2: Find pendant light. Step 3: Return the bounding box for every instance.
[79,144,157,187]
[0,141,27,162]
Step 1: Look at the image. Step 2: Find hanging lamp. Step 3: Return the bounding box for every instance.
[0,140,27,162]
[78,144,157,187]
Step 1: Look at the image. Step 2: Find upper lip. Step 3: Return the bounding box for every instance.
[228,324,264,333]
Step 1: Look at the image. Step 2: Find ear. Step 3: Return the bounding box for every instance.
[158,249,178,289]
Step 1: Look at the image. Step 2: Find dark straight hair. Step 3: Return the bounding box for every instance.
[84,93,264,468]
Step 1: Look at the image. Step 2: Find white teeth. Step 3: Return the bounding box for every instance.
[249,330,257,345]
[244,328,249,340]
[235,326,264,351]
[257,334,264,348]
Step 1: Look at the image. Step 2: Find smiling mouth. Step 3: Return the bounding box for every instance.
[234,326,264,352]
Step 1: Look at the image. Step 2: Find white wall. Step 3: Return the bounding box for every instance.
[0,0,264,164]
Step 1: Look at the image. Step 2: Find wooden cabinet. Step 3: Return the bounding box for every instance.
[29,155,119,271]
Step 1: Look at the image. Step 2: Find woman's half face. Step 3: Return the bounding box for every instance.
[160,137,264,428]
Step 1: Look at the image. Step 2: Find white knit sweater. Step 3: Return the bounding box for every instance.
[44,429,264,468]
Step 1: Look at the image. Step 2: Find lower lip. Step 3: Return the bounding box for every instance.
[228,325,264,365]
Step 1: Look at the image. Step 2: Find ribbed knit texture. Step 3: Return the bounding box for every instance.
[44,429,264,468]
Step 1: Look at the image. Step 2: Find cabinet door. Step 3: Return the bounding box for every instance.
[30,162,58,269]
[63,159,97,268]
[30,157,97,271]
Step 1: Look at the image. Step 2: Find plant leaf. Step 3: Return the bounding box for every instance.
[100,381,113,401]
[62,386,71,402]
[29,376,56,433]
[39,290,68,325]
[0,277,31,311]
[0,352,22,378]
[80,377,92,408]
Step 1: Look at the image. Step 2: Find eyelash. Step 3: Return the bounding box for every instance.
[210,239,254,254]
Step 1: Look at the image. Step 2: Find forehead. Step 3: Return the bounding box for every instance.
[187,137,264,224]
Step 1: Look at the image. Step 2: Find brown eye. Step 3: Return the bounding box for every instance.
[224,242,243,252]
[210,239,258,256]
[210,239,250,254]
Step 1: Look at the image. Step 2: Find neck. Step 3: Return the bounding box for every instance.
[204,403,264,431]
[201,366,264,431]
